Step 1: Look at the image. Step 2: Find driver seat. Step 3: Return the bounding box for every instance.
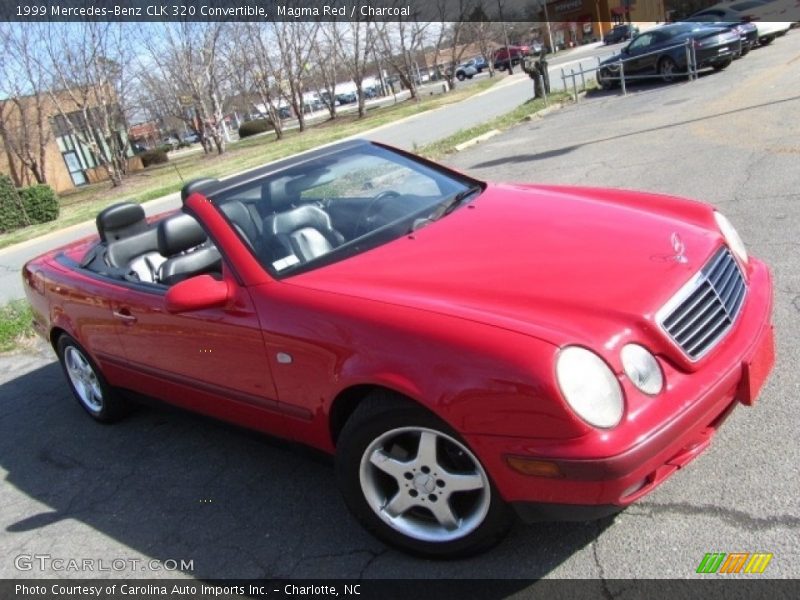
[264,205,344,263]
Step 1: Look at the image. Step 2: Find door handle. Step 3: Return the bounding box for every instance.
[112,309,137,324]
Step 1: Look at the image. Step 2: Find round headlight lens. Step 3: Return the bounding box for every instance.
[714,212,748,265]
[620,344,664,396]
[556,347,624,429]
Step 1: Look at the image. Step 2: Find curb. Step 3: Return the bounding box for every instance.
[454,130,502,152]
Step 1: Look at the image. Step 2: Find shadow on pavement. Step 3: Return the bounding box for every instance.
[0,357,612,580]
[470,95,800,169]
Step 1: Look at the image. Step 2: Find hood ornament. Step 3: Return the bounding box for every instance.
[670,232,688,264]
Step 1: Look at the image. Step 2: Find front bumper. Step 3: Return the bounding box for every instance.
[467,259,775,520]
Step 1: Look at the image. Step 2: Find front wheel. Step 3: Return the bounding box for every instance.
[57,335,130,423]
[336,393,512,557]
[456,72,465,81]
[713,57,732,71]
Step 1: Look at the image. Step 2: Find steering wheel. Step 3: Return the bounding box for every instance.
[355,190,401,237]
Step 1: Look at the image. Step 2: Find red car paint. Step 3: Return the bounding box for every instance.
[23,175,775,513]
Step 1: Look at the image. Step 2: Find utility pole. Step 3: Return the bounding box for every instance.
[542,0,555,54]
[497,0,513,74]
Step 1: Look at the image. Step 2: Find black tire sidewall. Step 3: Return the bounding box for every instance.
[335,400,513,558]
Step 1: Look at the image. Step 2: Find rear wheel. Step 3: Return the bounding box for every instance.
[759,35,774,46]
[658,57,678,83]
[336,392,513,557]
[57,335,130,423]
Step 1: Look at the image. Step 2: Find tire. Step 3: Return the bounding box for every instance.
[658,56,679,83]
[597,70,616,90]
[496,63,506,72]
[759,35,774,46]
[713,57,732,71]
[57,335,130,423]
[336,392,513,558]
[456,72,465,81]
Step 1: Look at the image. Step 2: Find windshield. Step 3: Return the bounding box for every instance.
[211,144,479,278]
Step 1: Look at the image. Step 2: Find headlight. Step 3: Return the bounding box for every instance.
[714,211,748,264]
[620,344,663,396]
[556,346,624,429]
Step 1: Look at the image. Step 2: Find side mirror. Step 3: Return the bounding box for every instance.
[165,275,231,313]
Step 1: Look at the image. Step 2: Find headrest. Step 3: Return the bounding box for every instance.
[96,202,147,242]
[268,205,331,235]
[157,214,208,256]
[181,178,218,204]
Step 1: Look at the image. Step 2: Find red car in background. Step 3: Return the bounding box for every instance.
[492,44,531,70]
[23,140,775,557]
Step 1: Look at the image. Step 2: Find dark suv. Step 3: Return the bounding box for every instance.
[604,24,640,45]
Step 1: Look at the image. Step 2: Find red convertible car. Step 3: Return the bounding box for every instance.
[23,140,774,557]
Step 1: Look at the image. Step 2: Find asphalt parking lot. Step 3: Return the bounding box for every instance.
[0,32,798,583]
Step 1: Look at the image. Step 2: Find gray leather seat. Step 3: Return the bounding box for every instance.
[264,205,344,262]
[96,202,148,242]
[220,201,262,252]
[157,214,222,285]
[98,202,160,270]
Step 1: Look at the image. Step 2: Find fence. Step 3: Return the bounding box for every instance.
[560,40,702,101]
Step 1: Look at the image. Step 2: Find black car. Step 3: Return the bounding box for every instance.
[603,24,640,44]
[685,18,758,57]
[597,23,741,89]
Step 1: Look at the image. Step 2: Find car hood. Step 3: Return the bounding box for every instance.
[288,184,721,357]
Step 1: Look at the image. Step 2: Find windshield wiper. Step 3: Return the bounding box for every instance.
[435,185,483,219]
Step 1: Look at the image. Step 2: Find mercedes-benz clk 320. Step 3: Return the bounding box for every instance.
[23,140,774,556]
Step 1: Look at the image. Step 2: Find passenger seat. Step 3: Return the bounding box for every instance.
[157,214,222,285]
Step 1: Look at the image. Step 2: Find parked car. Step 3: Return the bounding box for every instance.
[604,24,641,45]
[336,91,358,105]
[471,56,489,71]
[686,18,759,57]
[492,45,530,71]
[181,132,200,144]
[687,1,793,45]
[160,136,179,150]
[597,23,740,88]
[454,63,478,81]
[24,139,775,557]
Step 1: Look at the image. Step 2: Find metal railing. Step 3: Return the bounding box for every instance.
[560,39,701,101]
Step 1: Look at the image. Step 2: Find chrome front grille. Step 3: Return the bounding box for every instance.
[659,247,746,360]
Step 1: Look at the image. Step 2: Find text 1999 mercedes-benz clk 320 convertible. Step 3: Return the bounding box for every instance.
[23,140,774,556]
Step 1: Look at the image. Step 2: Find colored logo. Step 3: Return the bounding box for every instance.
[696,552,773,574]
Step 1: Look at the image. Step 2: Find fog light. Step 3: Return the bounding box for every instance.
[506,456,563,478]
[621,478,648,499]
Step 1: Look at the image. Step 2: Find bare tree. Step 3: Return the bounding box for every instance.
[312,21,342,120]
[41,22,136,187]
[272,20,320,132]
[0,24,52,186]
[466,20,498,78]
[147,22,230,155]
[430,1,474,88]
[236,22,289,140]
[337,17,376,118]
[375,19,430,102]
